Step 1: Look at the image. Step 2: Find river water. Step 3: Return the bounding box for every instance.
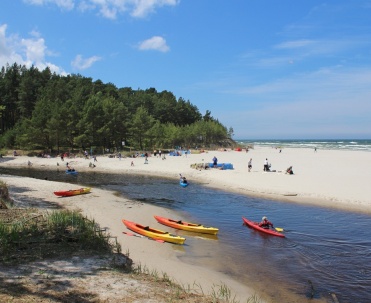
[1,167,370,303]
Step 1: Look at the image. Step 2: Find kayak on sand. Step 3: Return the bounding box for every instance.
[242,216,285,238]
[122,219,186,245]
[154,215,219,235]
[54,187,91,197]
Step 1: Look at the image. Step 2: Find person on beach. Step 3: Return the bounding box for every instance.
[248,158,252,172]
[212,156,218,168]
[286,166,294,175]
[264,158,269,171]
[259,216,274,229]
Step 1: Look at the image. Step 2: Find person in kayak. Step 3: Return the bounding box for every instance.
[179,174,188,184]
[259,216,274,229]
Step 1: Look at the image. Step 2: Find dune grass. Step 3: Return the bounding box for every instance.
[0,209,121,264]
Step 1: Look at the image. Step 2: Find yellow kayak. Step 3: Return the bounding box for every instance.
[154,215,219,235]
[122,219,186,245]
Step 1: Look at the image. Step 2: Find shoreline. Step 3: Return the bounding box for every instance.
[1,174,257,302]
[1,146,371,302]
[2,146,371,214]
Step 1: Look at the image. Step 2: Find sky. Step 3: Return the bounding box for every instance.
[1,0,371,140]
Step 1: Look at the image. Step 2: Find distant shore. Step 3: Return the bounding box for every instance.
[1,147,371,303]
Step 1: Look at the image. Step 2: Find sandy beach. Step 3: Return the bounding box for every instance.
[1,146,371,301]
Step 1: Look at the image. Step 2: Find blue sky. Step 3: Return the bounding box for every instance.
[1,0,371,139]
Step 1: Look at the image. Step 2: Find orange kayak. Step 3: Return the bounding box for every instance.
[122,219,186,244]
[54,187,91,197]
[154,215,219,235]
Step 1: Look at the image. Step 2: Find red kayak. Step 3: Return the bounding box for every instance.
[54,187,91,197]
[242,217,285,238]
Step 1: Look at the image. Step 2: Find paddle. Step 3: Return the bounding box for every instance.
[252,220,284,232]
[122,231,165,243]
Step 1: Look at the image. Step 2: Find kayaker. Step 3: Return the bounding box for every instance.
[259,216,274,229]
[179,174,188,184]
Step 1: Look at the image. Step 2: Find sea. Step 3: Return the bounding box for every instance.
[236,139,371,152]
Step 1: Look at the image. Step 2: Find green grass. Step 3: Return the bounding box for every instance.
[0,209,121,264]
[0,180,11,209]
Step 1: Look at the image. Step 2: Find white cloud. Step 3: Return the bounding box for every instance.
[131,0,179,18]
[0,24,11,56]
[71,54,102,70]
[275,39,316,49]
[24,0,179,19]
[22,36,47,64]
[24,0,75,10]
[138,36,169,52]
[0,23,66,74]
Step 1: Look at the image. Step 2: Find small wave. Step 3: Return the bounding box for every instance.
[237,139,371,152]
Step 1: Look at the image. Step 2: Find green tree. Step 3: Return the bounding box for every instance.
[75,93,105,150]
[98,97,129,151]
[130,107,155,150]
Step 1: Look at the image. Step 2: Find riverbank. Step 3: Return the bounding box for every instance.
[2,146,371,214]
[1,146,371,302]
[0,175,256,302]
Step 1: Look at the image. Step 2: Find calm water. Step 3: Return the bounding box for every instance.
[1,167,371,303]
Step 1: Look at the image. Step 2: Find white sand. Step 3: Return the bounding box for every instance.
[3,146,370,213]
[1,146,371,301]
